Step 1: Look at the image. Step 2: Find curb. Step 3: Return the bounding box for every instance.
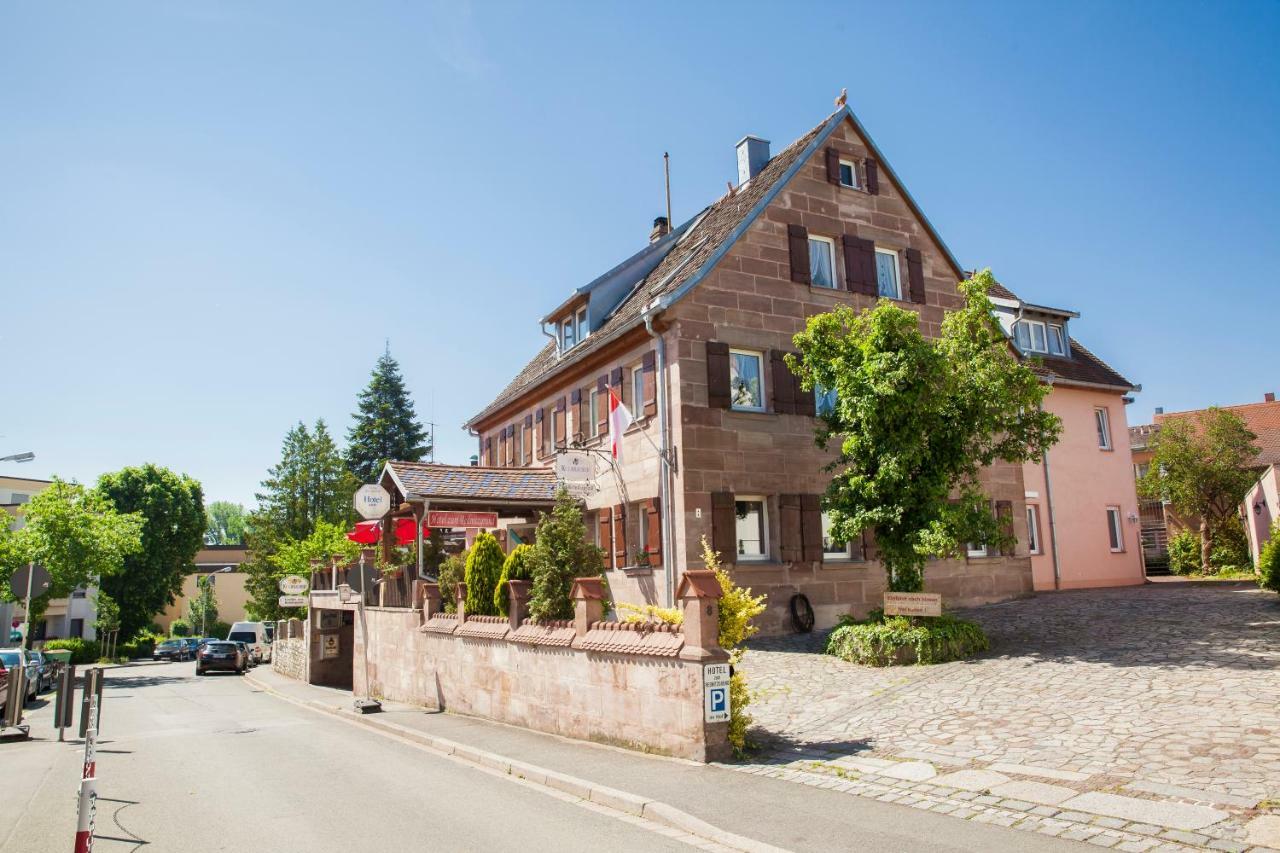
[245,671,788,853]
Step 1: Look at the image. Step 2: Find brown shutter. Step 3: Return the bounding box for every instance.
[641,350,657,418]
[598,506,613,570]
[570,389,584,444]
[613,503,628,566]
[865,157,880,195]
[905,248,925,304]
[497,429,507,467]
[523,414,533,462]
[801,494,823,562]
[595,375,608,434]
[779,494,802,562]
[535,408,545,457]
[770,350,795,414]
[609,366,623,390]
[787,223,811,284]
[842,234,877,296]
[711,492,736,563]
[555,397,567,447]
[484,436,494,466]
[645,497,662,560]
[705,341,731,409]
[824,147,841,184]
[996,500,1015,556]
[793,357,816,417]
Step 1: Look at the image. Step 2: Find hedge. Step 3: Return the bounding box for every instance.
[826,612,988,666]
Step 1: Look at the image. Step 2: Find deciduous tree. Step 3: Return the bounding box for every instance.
[345,347,430,484]
[205,501,247,545]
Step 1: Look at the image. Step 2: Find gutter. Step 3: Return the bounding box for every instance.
[642,303,678,609]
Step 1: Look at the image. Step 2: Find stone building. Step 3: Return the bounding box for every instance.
[464,105,1130,633]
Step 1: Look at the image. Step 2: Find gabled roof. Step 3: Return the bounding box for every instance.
[1152,399,1280,467]
[382,461,558,504]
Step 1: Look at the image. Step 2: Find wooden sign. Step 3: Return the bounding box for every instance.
[883,592,942,618]
[427,511,498,529]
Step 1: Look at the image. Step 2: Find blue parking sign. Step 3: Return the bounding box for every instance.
[703,663,731,723]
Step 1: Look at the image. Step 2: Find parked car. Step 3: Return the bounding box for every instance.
[27,651,53,692]
[227,622,271,664]
[232,641,255,667]
[195,641,247,676]
[153,639,188,662]
[0,649,39,704]
[181,638,202,659]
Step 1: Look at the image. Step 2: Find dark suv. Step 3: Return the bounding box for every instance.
[195,641,247,676]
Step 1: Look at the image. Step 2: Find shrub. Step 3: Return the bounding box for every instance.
[826,612,989,666]
[209,620,232,639]
[44,638,102,664]
[700,537,767,757]
[494,544,535,615]
[1168,530,1201,576]
[464,532,505,617]
[1259,523,1280,594]
[437,551,467,613]
[169,618,193,637]
[1210,517,1252,573]
[528,488,606,622]
[617,602,683,625]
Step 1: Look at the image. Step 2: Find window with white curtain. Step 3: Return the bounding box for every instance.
[875,248,901,299]
[809,235,836,288]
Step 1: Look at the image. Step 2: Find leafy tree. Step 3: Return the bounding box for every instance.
[1138,408,1259,572]
[205,501,247,545]
[437,551,467,613]
[93,591,121,636]
[188,576,219,635]
[97,465,207,639]
[0,479,143,625]
[464,531,504,617]
[528,489,606,621]
[345,347,430,484]
[245,520,360,622]
[494,543,535,615]
[788,270,1061,592]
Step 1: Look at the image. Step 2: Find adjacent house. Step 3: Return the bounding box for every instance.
[464,105,1137,633]
[156,544,252,634]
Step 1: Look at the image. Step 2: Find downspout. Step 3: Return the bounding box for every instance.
[643,306,677,608]
[1040,378,1062,590]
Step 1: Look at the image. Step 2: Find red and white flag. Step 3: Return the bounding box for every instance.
[608,387,633,462]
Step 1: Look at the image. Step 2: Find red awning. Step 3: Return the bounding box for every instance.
[347,518,431,546]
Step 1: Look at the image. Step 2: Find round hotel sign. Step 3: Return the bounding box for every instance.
[354,484,391,520]
[278,575,309,595]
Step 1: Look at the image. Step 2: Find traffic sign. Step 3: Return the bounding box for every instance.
[704,663,731,723]
[278,595,308,608]
[8,563,50,601]
[278,575,309,595]
[354,484,392,520]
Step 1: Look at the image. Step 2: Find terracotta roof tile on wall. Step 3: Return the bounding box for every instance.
[386,461,558,502]
[1154,400,1280,467]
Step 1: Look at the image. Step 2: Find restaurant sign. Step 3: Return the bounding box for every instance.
[426,511,498,529]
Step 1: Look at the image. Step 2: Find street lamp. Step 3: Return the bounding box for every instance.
[200,566,234,638]
[0,452,35,464]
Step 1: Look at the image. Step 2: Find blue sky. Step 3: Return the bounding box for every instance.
[2,1,1277,509]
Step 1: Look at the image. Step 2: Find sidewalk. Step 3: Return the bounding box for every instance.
[246,666,1081,853]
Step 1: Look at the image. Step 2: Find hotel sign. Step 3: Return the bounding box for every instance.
[427,511,498,529]
[883,592,942,618]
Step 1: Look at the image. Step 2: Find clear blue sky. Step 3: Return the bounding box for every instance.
[2,1,1277,509]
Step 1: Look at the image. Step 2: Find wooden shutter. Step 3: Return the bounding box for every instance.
[484,436,494,466]
[534,408,545,457]
[705,341,731,409]
[905,248,925,304]
[825,147,841,184]
[711,492,736,562]
[641,350,657,418]
[570,389,584,444]
[613,503,628,567]
[770,350,795,414]
[996,500,1015,556]
[523,414,534,462]
[598,506,613,570]
[779,494,802,562]
[555,397,567,447]
[645,497,662,560]
[801,494,823,562]
[842,234,877,296]
[595,375,609,434]
[497,429,507,467]
[865,157,880,195]
[794,361,816,417]
[787,223,811,284]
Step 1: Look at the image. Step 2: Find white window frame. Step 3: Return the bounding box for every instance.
[734,496,769,562]
[1047,324,1066,355]
[966,542,989,558]
[1095,407,1113,450]
[728,348,766,412]
[821,511,866,561]
[1106,506,1124,552]
[808,234,837,289]
[636,502,649,554]
[561,317,576,351]
[576,308,588,344]
[874,247,902,300]
[631,362,645,414]
[589,389,600,438]
[838,158,858,188]
[1026,505,1041,555]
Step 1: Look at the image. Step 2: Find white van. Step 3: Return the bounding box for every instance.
[227,621,272,663]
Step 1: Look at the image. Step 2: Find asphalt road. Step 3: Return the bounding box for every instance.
[0,662,697,853]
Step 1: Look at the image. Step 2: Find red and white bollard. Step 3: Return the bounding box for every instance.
[73,777,96,853]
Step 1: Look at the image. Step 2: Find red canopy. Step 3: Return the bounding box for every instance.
[346,519,431,546]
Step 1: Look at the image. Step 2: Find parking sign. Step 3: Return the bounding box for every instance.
[703,663,731,723]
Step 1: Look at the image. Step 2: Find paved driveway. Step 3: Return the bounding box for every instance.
[743,581,1280,808]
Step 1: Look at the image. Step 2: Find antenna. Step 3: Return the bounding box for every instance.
[663,152,672,232]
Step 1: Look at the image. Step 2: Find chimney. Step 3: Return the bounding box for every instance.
[1266,392,1276,403]
[1154,407,1164,415]
[735,135,770,185]
[649,216,670,244]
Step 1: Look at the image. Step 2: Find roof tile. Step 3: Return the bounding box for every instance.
[387,461,558,503]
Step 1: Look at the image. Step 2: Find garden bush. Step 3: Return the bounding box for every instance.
[44,638,102,664]
[1209,517,1252,573]
[464,531,505,617]
[1167,530,1201,575]
[494,544,535,616]
[1258,523,1280,594]
[169,618,192,637]
[528,489,605,622]
[437,551,467,613]
[826,611,988,666]
[700,537,766,757]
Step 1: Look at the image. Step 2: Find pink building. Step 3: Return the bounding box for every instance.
[1243,464,1279,566]
[987,287,1145,591]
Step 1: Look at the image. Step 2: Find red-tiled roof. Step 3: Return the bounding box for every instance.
[384,461,558,503]
[1026,337,1135,391]
[1153,399,1280,467]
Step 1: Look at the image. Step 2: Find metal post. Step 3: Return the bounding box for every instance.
[353,551,380,714]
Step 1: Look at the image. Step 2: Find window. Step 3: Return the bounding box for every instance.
[1014,320,1066,355]
[808,235,836,288]
[10,493,28,505]
[735,498,768,560]
[540,410,551,456]
[875,248,901,299]
[632,364,645,414]
[1026,506,1041,554]
[966,542,988,558]
[729,349,765,411]
[589,389,600,438]
[1095,407,1112,450]
[815,384,837,416]
[636,502,650,555]
[1106,506,1124,552]
[70,618,84,638]
[551,409,562,448]
[577,307,587,341]
[838,159,858,188]
[822,512,867,561]
[1047,324,1066,355]
[561,317,576,351]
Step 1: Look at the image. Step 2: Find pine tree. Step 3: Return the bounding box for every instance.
[528,489,606,621]
[345,346,430,483]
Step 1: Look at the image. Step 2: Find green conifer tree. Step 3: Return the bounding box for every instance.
[463,531,504,617]
[345,346,430,483]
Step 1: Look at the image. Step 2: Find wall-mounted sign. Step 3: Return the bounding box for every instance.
[554,451,593,482]
[883,592,942,618]
[321,634,340,659]
[278,595,307,608]
[278,575,309,595]
[354,484,392,520]
[318,610,343,630]
[703,663,731,723]
[427,511,498,529]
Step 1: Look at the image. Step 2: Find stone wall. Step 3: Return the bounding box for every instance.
[271,619,307,681]
[346,577,731,762]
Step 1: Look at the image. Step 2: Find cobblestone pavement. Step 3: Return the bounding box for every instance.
[727,582,1280,851]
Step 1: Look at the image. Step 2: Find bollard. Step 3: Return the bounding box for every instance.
[54,663,77,741]
[73,777,97,853]
[78,668,103,739]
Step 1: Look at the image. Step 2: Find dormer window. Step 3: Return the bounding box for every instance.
[559,307,588,353]
[1013,319,1066,356]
